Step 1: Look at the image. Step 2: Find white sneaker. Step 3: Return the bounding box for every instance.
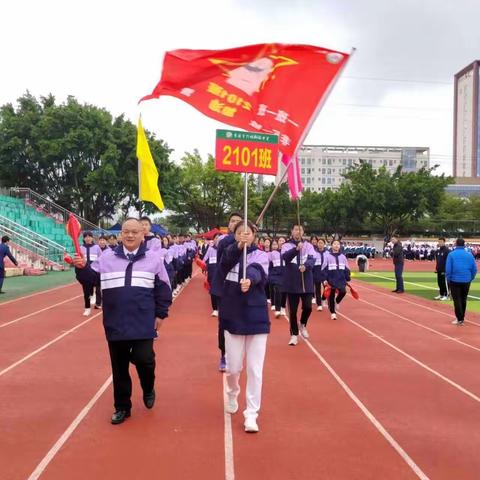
[244,418,259,433]
[211,310,219,317]
[280,308,287,316]
[440,296,449,301]
[225,396,238,414]
[434,295,442,300]
[331,313,337,320]
[90,294,96,307]
[288,335,298,346]
[312,297,316,304]
[317,305,323,311]
[83,308,91,316]
[300,325,310,339]
[451,319,461,325]
[275,311,281,318]
[270,305,275,311]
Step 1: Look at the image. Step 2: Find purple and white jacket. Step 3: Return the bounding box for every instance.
[77,243,172,341]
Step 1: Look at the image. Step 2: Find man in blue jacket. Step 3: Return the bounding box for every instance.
[0,236,19,294]
[446,238,477,326]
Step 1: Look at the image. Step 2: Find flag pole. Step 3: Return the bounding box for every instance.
[243,172,248,280]
[255,154,293,225]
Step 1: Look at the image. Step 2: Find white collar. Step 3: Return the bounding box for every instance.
[123,246,139,257]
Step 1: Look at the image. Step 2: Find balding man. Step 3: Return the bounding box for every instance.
[74,218,172,424]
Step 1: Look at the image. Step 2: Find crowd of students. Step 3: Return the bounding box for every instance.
[383,240,480,261]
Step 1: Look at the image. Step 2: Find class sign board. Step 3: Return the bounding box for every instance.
[215,129,279,176]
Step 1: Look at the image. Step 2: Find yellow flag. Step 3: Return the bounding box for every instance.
[136,117,164,211]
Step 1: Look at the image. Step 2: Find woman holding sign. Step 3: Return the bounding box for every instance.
[217,221,270,433]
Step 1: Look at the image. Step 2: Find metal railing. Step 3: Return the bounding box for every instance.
[0,214,66,268]
[8,187,109,235]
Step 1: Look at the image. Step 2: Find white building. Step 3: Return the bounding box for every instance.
[453,60,480,178]
[298,145,430,192]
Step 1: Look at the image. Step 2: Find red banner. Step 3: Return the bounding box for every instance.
[140,43,349,156]
[215,129,278,175]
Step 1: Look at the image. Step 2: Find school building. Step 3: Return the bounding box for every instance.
[297,145,430,192]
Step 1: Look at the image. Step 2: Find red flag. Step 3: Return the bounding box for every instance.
[66,213,82,257]
[140,43,350,157]
[347,283,360,300]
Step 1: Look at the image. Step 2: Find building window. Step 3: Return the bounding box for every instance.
[322,168,326,174]
[301,168,305,174]
[322,177,326,184]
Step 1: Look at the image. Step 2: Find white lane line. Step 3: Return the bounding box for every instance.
[24,275,195,479]
[355,281,480,327]
[338,311,480,404]
[26,376,113,480]
[282,313,429,479]
[223,374,235,480]
[364,273,480,300]
[357,297,480,353]
[0,282,76,306]
[0,295,82,329]
[302,337,430,480]
[0,312,102,378]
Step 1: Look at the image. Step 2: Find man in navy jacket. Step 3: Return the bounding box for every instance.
[74,218,172,424]
[0,236,18,294]
[446,238,477,326]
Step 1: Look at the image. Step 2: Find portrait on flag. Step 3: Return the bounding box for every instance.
[140,43,350,157]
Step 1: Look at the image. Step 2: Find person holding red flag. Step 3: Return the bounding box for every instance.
[75,231,103,316]
[324,239,351,320]
[281,225,316,345]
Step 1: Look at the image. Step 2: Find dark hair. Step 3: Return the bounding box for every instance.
[83,231,93,238]
[456,238,465,247]
[291,224,304,231]
[438,237,446,242]
[108,234,117,240]
[229,212,243,221]
[1,235,10,243]
[310,235,318,242]
[99,235,107,240]
[140,216,152,225]
[318,237,326,244]
[233,220,258,234]
[331,239,341,245]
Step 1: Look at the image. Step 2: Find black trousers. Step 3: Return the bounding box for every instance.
[95,282,102,307]
[82,283,94,308]
[0,267,5,291]
[218,320,225,356]
[437,272,448,297]
[108,339,156,412]
[287,293,312,335]
[272,284,287,311]
[211,294,218,311]
[328,286,347,313]
[449,281,470,323]
[314,282,326,305]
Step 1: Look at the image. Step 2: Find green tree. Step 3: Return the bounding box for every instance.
[166,151,245,232]
[0,93,175,223]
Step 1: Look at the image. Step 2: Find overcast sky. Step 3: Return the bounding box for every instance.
[2,0,480,175]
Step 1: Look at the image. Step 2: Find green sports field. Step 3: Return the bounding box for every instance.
[355,271,480,313]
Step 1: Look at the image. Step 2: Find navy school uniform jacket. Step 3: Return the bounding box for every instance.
[281,240,316,294]
[76,243,172,342]
[203,245,218,288]
[0,243,18,272]
[435,245,450,273]
[75,243,103,285]
[268,250,284,287]
[313,248,328,283]
[325,252,351,289]
[210,233,236,297]
[217,243,270,335]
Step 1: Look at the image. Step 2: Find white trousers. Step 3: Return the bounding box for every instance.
[225,331,268,420]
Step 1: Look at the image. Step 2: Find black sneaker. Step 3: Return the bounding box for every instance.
[111,410,131,425]
[143,389,156,409]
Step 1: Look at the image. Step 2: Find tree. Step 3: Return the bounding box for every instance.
[0,93,176,223]
[343,163,452,236]
[166,151,245,232]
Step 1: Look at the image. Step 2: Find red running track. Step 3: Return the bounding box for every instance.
[2,274,480,478]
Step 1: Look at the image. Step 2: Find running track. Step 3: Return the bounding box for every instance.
[2,274,480,479]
